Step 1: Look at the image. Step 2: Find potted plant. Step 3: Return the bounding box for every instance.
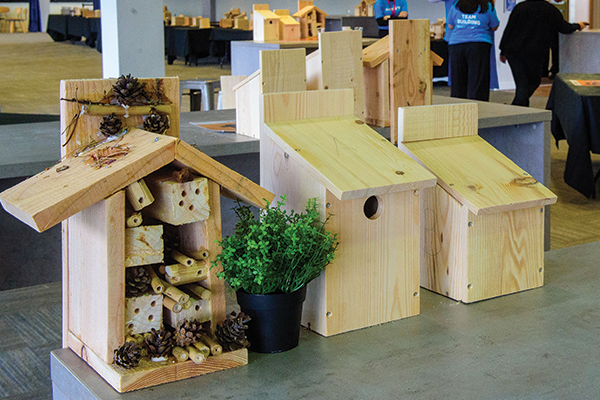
[212,195,338,353]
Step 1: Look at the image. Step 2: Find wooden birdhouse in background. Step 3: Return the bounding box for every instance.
[260,89,437,337]
[274,9,300,40]
[253,4,281,41]
[0,77,273,393]
[355,0,376,16]
[293,1,327,39]
[398,103,557,303]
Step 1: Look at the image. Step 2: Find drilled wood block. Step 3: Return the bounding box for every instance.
[125,294,163,335]
[163,293,211,329]
[125,225,164,267]
[144,173,210,226]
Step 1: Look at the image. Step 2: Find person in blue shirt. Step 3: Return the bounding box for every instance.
[374,0,408,38]
[446,0,499,101]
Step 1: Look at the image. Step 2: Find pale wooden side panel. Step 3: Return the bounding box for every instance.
[465,206,545,303]
[260,48,307,94]
[234,73,262,139]
[398,103,478,143]
[263,89,354,124]
[305,49,322,90]
[420,185,468,301]
[179,181,226,332]
[319,30,365,120]
[220,75,247,109]
[68,191,125,363]
[363,61,390,128]
[389,19,432,144]
[323,189,420,336]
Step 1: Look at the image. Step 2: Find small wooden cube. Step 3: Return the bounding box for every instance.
[163,294,211,329]
[125,225,164,267]
[125,294,163,335]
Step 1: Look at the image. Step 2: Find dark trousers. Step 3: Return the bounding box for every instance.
[507,56,543,107]
[449,42,491,101]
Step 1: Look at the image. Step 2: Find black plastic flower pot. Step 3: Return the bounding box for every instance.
[236,286,307,353]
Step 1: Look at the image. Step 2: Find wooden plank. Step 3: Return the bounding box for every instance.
[319,30,365,120]
[60,77,180,157]
[465,206,544,302]
[125,225,164,267]
[178,181,225,333]
[362,35,389,68]
[220,75,247,109]
[403,135,557,214]
[61,220,70,348]
[263,89,354,123]
[0,129,177,232]
[234,72,262,138]
[420,185,469,301]
[260,48,307,94]
[398,103,478,143]
[431,50,444,67]
[174,140,274,209]
[389,19,432,144]
[67,191,125,363]
[264,115,436,200]
[318,189,421,336]
[363,60,390,127]
[67,332,248,393]
[305,49,321,90]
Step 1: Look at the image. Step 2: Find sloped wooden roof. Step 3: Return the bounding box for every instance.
[263,116,436,201]
[0,129,273,232]
[293,5,328,18]
[254,9,281,20]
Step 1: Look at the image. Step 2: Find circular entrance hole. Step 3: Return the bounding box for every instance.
[363,195,382,220]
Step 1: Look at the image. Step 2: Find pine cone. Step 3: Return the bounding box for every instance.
[174,319,205,347]
[114,341,141,369]
[113,74,146,106]
[99,113,122,136]
[126,267,151,297]
[144,328,174,359]
[143,111,169,134]
[216,311,251,351]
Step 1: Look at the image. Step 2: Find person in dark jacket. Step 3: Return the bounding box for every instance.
[374,0,408,38]
[499,0,587,107]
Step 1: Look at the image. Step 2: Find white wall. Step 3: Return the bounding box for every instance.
[570,0,590,22]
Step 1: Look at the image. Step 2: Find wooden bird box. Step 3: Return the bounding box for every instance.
[293,5,327,39]
[253,5,281,41]
[260,90,437,336]
[274,9,300,40]
[398,103,557,303]
[0,78,274,393]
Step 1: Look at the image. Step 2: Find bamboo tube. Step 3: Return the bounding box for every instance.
[163,296,182,313]
[199,334,222,356]
[85,104,172,116]
[189,247,210,261]
[182,284,212,301]
[125,179,154,211]
[192,341,211,358]
[159,264,166,274]
[185,345,206,364]
[126,212,143,227]
[181,300,192,310]
[144,266,164,294]
[162,280,190,304]
[172,346,189,362]
[171,250,195,267]
[165,263,207,285]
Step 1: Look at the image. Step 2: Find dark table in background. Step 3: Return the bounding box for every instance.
[46,15,100,49]
[547,73,600,198]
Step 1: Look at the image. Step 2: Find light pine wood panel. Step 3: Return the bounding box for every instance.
[264,116,436,200]
[305,49,322,90]
[420,185,469,301]
[0,129,177,232]
[60,77,180,157]
[234,72,261,138]
[398,103,478,143]
[322,189,421,336]
[364,61,390,127]
[260,48,307,94]
[263,89,354,123]
[362,36,389,68]
[174,140,274,209]
[179,181,226,333]
[465,206,545,303]
[67,191,125,363]
[124,225,164,267]
[219,75,247,109]
[404,136,556,214]
[389,20,432,144]
[253,10,281,41]
[319,30,365,120]
[67,332,247,393]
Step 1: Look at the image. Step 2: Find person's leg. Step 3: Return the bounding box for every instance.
[450,44,468,99]
[507,57,532,107]
[466,42,491,101]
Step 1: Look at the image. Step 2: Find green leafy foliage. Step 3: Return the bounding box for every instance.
[213,196,338,294]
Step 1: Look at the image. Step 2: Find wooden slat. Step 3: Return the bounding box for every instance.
[0,129,177,232]
[264,115,436,200]
[389,20,432,144]
[174,140,274,209]
[67,191,125,363]
[263,89,354,124]
[219,75,247,109]
[362,36,389,68]
[305,49,321,90]
[67,332,248,393]
[363,60,390,127]
[234,72,261,138]
[431,50,444,67]
[398,103,478,143]
[403,135,557,214]
[60,77,180,157]
[319,30,365,120]
[260,48,307,94]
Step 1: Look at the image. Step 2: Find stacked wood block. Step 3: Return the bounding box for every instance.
[397,103,557,303]
[221,8,248,29]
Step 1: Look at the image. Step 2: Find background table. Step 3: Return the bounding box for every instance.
[547,73,600,198]
[46,15,100,49]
